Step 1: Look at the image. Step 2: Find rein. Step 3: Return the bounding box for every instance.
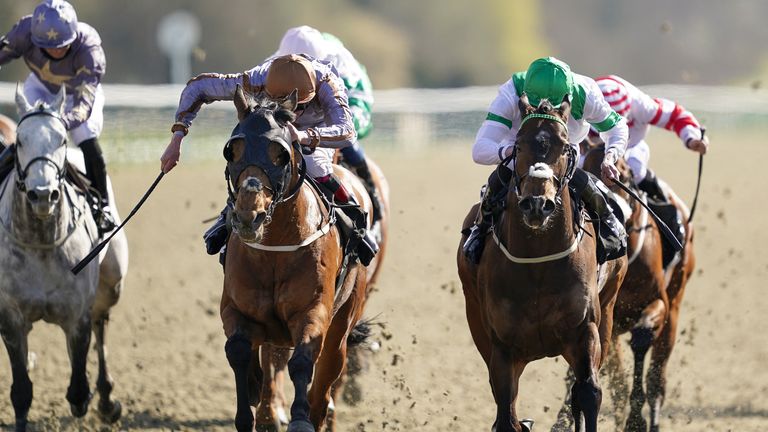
[687,127,706,222]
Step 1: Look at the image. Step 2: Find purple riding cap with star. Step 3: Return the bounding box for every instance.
[0,0,105,130]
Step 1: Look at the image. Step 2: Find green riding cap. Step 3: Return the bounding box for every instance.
[523,57,573,107]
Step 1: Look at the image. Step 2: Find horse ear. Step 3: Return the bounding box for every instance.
[15,83,32,115]
[557,93,571,120]
[518,92,535,117]
[234,84,250,121]
[280,89,299,112]
[52,86,66,114]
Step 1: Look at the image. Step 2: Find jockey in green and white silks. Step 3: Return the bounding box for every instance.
[463,57,630,265]
[272,26,381,220]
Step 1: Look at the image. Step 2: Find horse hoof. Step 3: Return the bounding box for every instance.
[14,418,28,432]
[69,392,92,418]
[287,419,314,432]
[235,411,255,432]
[98,399,122,423]
[521,418,534,432]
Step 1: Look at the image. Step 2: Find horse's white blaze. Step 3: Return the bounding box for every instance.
[528,162,554,179]
[241,176,262,193]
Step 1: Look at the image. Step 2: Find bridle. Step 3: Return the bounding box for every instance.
[14,106,68,193]
[224,107,307,226]
[499,112,577,205]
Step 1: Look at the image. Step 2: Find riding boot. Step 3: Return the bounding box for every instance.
[462,165,512,264]
[316,173,379,266]
[0,143,16,184]
[637,169,667,203]
[350,161,383,222]
[80,138,115,235]
[570,168,627,264]
[637,171,684,264]
[204,202,232,255]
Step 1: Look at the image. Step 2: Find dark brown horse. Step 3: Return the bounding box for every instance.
[458,95,627,432]
[220,86,374,432]
[577,142,696,432]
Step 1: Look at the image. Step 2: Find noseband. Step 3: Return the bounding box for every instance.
[499,112,577,205]
[14,106,68,193]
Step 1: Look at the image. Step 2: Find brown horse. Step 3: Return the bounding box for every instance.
[0,114,17,147]
[255,155,390,430]
[578,142,696,432]
[220,86,373,432]
[458,95,627,432]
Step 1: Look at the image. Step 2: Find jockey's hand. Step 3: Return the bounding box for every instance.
[160,132,183,173]
[286,122,309,146]
[600,150,620,184]
[686,136,709,155]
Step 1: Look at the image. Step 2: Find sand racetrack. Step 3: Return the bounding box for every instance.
[1,128,767,431]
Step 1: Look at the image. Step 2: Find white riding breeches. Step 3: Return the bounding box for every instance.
[304,147,335,178]
[624,140,650,184]
[23,73,104,146]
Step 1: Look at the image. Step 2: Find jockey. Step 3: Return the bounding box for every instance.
[272,26,382,221]
[463,57,629,265]
[160,53,379,265]
[595,75,708,249]
[0,0,114,234]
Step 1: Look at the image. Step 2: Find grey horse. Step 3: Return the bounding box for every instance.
[0,86,128,431]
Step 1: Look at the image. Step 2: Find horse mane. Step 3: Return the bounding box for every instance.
[246,93,296,125]
[535,99,557,114]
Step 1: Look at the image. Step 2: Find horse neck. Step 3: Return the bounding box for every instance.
[501,186,577,257]
[7,175,73,246]
[261,183,325,245]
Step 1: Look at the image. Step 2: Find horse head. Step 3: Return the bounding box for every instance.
[224,84,300,243]
[511,93,575,229]
[14,84,68,219]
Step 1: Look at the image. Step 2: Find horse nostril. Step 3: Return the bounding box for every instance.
[543,199,556,215]
[50,189,60,203]
[519,197,532,213]
[26,190,38,202]
[254,212,266,226]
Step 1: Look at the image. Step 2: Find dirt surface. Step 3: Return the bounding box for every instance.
[1,129,767,431]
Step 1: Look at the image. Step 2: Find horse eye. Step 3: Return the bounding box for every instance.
[223,143,234,162]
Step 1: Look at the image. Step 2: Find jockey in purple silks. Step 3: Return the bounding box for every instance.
[0,0,114,233]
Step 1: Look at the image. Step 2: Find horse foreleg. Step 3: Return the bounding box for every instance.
[64,316,93,418]
[93,315,122,423]
[565,322,603,432]
[222,298,266,432]
[254,345,284,432]
[626,298,666,432]
[647,283,686,432]
[0,314,33,432]
[489,339,528,432]
[286,306,332,432]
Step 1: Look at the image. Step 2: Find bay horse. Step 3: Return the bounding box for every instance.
[577,141,696,432]
[220,85,372,432]
[0,87,128,431]
[457,94,627,432]
[258,151,390,429]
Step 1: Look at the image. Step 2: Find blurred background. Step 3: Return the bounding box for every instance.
[2,0,768,164]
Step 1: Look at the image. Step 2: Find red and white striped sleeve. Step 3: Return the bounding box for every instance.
[596,76,631,118]
[646,97,702,145]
